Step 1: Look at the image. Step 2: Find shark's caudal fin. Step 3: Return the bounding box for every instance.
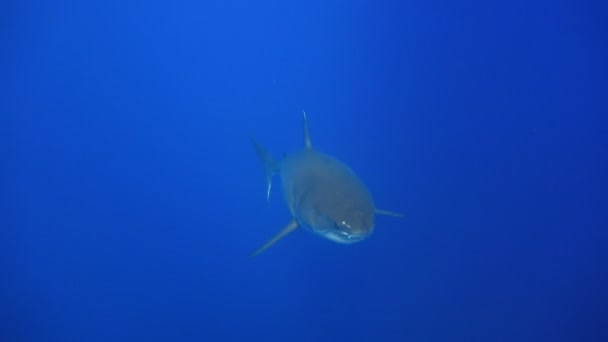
[303,110,312,149]
[375,209,404,217]
[249,219,299,258]
[250,137,279,201]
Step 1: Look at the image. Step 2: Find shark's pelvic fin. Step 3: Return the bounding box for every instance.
[303,110,312,149]
[375,209,404,217]
[250,136,279,201]
[249,219,299,258]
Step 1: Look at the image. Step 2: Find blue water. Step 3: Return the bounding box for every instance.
[2,1,606,341]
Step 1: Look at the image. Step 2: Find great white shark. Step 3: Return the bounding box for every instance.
[249,111,402,257]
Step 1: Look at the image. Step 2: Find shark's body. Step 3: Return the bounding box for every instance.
[250,112,401,257]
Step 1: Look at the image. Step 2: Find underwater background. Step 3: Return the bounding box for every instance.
[2,0,607,341]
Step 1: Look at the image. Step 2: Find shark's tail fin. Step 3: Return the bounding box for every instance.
[250,137,279,201]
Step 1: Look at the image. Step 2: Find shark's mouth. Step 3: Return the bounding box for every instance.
[321,229,371,244]
[297,217,373,244]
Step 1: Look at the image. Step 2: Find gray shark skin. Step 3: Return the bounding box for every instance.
[249,112,402,257]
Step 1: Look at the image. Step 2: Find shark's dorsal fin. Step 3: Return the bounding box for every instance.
[303,110,312,149]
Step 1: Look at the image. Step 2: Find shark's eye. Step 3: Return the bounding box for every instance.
[336,220,351,229]
[334,221,350,232]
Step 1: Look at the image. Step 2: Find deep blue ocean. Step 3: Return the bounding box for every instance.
[2,1,607,341]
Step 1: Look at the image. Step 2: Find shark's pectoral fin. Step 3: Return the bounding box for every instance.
[249,219,299,258]
[375,209,404,217]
